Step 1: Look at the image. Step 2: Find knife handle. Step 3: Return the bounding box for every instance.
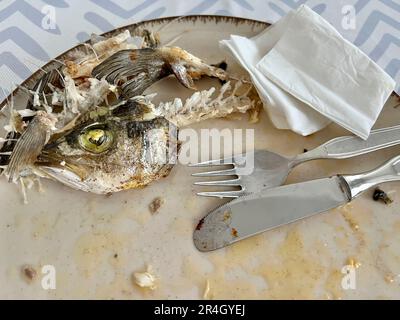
[295,125,400,163]
[341,154,400,199]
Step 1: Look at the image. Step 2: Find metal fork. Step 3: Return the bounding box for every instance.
[190,125,400,198]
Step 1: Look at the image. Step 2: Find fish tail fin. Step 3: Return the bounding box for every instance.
[92,47,228,99]
[91,48,168,95]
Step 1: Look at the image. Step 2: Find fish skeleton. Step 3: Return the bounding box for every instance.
[0,29,258,195]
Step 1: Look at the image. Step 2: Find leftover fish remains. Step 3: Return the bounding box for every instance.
[0,29,257,195]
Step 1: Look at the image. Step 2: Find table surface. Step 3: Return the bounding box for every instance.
[0,0,399,103]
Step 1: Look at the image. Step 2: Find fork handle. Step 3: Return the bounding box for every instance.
[294,125,400,163]
[341,154,400,199]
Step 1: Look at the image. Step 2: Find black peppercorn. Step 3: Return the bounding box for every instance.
[372,188,393,204]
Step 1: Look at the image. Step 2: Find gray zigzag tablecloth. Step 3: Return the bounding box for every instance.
[0,0,399,102]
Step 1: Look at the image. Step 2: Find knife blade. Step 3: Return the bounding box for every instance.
[193,176,351,251]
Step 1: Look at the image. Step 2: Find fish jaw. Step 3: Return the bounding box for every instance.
[36,165,139,194]
[36,162,177,194]
[35,166,96,193]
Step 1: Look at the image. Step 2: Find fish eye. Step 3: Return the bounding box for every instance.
[78,125,114,154]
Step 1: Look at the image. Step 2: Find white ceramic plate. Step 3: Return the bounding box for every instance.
[1,16,400,299]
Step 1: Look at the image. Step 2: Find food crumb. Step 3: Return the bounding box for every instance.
[203,279,213,299]
[231,228,238,238]
[339,204,359,231]
[373,188,393,204]
[149,197,164,214]
[384,274,395,284]
[346,258,361,269]
[132,265,157,290]
[21,265,37,283]
[223,211,231,222]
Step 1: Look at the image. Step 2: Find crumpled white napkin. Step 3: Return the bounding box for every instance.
[220,5,396,139]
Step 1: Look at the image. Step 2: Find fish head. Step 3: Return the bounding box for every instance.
[35,101,178,194]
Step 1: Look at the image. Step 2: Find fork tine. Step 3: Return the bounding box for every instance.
[191,168,237,177]
[188,156,234,167]
[194,178,240,187]
[196,190,245,198]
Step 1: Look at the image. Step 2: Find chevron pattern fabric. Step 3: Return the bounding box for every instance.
[0,0,399,102]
